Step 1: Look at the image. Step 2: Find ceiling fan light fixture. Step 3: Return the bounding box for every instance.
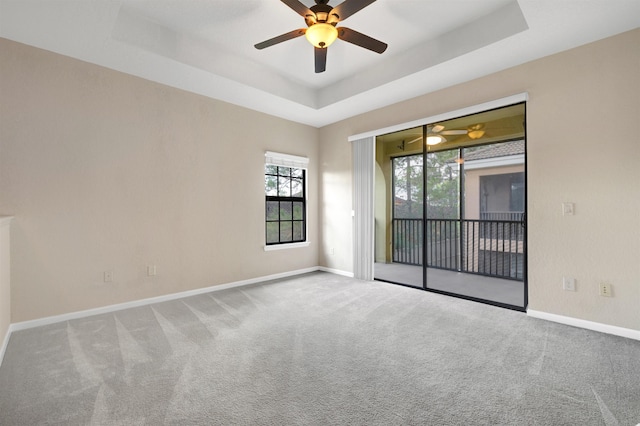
[305,23,338,48]
[426,135,445,145]
[468,129,485,139]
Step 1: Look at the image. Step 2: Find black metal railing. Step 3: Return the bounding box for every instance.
[462,219,525,280]
[392,219,423,265]
[480,211,523,221]
[392,216,525,280]
[426,219,460,271]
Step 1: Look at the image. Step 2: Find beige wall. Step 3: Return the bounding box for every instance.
[319,29,640,331]
[0,38,319,323]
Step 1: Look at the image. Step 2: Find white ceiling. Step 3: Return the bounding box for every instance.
[1,0,639,127]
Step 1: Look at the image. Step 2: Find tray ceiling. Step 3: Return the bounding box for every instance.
[1,0,638,127]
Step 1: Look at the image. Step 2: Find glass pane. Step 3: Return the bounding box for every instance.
[291,178,303,197]
[426,150,459,219]
[426,102,525,153]
[266,222,279,244]
[291,168,303,178]
[280,202,292,220]
[265,165,278,175]
[510,173,525,212]
[278,166,291,177]
[265,175,278,196]
[293,202,304,220]
[280,222,292,242]
[293,221,303,241]
[469,140,525,221]
[266,201,279,221]
[278,177,291,196]
[376,126,424,289]
[393,154,423,219]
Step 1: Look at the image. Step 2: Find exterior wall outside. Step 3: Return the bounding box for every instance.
[374,163,387,263]
[0,39,319,323]
[319,29,640,331]
[465,164,525,276]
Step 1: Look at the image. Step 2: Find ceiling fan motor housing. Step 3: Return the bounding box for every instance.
[306,3,338,27]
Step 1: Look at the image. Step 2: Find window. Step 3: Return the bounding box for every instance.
[264,152,308,247]
[480,172,525,217]
[509,174,525,212]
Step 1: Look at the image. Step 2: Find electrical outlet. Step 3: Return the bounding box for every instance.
[599,283,612,297]
[562,277,576,291]
[104,271,113,282]
[330,247,335,256]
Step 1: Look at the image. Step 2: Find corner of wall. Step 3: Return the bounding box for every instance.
[0,216,14,367]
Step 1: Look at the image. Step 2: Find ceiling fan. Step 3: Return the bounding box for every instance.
[408,124,486,146]
[254,0,388,73]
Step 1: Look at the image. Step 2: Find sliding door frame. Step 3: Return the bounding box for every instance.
[351,93,529,310]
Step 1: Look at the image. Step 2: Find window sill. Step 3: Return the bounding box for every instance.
[264,241,310,251]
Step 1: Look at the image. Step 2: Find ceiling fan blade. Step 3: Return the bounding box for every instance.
[280,0,315,19]
[330,0,377,21]
[426,133,447,145]
[315,47,327,73]
[254,29,306,50]
[337,27,387,54]
[440,130,468,135]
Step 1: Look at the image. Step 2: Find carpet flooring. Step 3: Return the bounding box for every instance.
[1,272,639,425]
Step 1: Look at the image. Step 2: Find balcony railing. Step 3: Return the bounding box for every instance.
[393,214,525,280]
[480,211,524,221]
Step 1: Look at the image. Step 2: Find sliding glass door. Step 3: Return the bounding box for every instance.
[374,102,527,310]
[374,127,424,288]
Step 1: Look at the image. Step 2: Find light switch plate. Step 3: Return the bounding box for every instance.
[147,265,157,276]
[562,202,574,216]
[563,277,576,291]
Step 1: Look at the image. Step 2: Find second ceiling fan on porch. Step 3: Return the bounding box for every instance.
[408,124,486,146]
[254,0,388,73]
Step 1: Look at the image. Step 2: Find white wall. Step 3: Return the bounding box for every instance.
[319,29,640,331]
[0,38,319,323]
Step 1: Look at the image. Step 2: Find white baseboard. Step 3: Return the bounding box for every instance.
[8,267,321,333]
[318,266,354,278]
[527,309,640,341]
